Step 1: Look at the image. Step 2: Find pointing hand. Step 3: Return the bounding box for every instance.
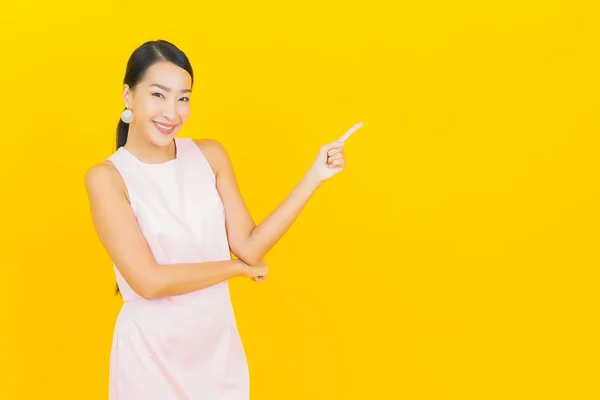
[308,122,363,183]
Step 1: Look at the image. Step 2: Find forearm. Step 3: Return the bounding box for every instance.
[243,170,322,264]
[145,259,245,299]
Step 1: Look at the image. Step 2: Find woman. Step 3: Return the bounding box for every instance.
[85,39,362,400]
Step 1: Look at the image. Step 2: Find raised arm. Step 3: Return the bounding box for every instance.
[84,162,267,300]
[196,122,362,266]
[196,139,321,266]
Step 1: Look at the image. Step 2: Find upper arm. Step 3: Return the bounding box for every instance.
[84,161,159,298]
[194,139,256,261]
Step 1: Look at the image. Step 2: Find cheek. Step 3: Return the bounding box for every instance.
[137,100,162,119]
[149,101,166,116]
[178,103,191,120]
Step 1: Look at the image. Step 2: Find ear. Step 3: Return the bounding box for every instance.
[122,84,131,107]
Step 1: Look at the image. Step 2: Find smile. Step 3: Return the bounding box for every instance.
[153,121,177,135]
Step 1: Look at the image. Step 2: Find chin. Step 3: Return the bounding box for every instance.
[149,129,178,145]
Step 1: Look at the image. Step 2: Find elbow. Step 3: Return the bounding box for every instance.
[134,274,164,300]
[231,237,263,266]
[239,253,262,266]
[116,262,165,300]
[139,278,166,300]
[138,286,160,300]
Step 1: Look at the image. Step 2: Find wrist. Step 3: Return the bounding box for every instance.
[234,259,249,277]
[304,168,324,189]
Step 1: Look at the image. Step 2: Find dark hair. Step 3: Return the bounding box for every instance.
[114,39,194,296]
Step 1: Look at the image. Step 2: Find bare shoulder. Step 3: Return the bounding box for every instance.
[85,161,118,188]
[192,138,230,176]
[84,161,128,201]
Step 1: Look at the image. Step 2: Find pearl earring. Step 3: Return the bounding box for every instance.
[121,105,134,123]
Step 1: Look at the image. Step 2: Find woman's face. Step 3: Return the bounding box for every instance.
[123,61,192,147]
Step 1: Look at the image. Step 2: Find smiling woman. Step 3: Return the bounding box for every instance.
[84,39,358,400]
[86,40,258,399]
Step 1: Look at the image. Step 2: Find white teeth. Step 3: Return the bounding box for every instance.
[154,122,174,130]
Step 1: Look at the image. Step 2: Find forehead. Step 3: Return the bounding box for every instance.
[142,61,192,89]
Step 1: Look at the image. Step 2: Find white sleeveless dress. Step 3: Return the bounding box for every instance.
[106,138,249,399]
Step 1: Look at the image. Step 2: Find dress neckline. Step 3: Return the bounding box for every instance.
[121,138,180,166]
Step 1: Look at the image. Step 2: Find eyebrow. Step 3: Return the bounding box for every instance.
[149,83,192,94]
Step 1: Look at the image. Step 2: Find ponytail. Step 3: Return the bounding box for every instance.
[116,112,129,149]
[113,113,130,296]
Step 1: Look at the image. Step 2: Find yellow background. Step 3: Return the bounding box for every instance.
[1,0,600,398]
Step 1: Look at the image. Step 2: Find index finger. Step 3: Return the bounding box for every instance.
[338,122,364,144]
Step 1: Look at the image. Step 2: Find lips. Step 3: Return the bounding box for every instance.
[153,121,177,135]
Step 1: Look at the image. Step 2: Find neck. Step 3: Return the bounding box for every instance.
[123,128,177,164]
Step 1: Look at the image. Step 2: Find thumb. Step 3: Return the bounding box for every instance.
[320,140,344,155]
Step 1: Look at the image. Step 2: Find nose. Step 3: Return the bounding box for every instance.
[163,101,177,120]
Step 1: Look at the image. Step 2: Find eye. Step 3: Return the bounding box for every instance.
[152,93,188,102]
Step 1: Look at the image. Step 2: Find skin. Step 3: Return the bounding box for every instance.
[84,61,362,299]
